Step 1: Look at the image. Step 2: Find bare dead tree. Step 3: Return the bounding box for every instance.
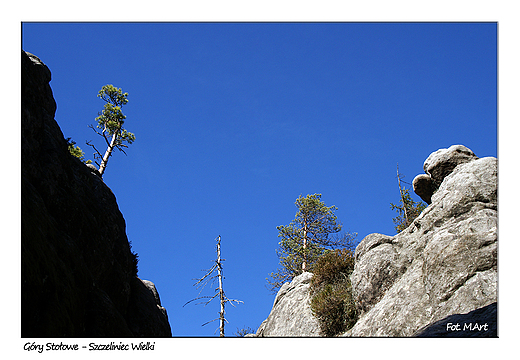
[390,163,427,233]
[184,235,242,337]
[396,163,409,226]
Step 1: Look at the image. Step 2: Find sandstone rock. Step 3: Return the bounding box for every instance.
[412,174,434,204]
[126,278,172,337]
[423,144,478,188]
[142,280,169,319]
[413,145,478,204]
[350,233,407,314]
[86,163,101,177]
[254,272,320,336]
[21,50,171,337]
[344,147,496,337]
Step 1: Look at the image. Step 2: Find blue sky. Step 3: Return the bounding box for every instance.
[22,22,497,337]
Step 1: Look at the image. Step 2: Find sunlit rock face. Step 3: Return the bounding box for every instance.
[344,146,497,337]
[413,145,479,204]
[254,272,320,337]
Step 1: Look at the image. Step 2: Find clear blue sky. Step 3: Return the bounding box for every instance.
[22,22,497,337]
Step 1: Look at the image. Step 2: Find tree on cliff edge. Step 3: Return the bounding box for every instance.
[267,194,357,292]
[86,84,135,176]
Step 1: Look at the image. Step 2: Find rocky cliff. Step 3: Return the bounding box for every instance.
[21,50,171,337]
[345,144,497,337]
[255,145,497,337]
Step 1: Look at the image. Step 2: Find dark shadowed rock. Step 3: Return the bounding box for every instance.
[412,174,434,204]
[21,50,171,337]
[414,302,497,337]
[344,146,496,337]
[126,278,172,337]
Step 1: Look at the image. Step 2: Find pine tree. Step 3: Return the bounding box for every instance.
[86,84,135,176]
[267,194,356,292]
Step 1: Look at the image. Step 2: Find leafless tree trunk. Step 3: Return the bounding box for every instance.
[216,236,225,337]
[97,130,118,176]
[184,235,242,337]
[86,125,128,177]
[302,226,307,272]
[396,163,409,227]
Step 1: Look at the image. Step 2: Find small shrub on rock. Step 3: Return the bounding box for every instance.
[310,249,357,336]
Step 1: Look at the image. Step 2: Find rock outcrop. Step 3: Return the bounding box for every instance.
[252,147,496,338]
[344,145,497,337]
[254,272,320,337]
[413,145,479,204]
[21,50,171,337]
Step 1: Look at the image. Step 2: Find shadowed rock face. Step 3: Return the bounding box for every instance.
[21,51,171,337]
[344,146,496,337]
[412,174,434,205]
[414,302,497,337]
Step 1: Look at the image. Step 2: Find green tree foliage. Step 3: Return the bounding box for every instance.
[267,193,357,292]
[86,85,135,176]
[310,249,357,337]
[390,164,427,233]
[67,138,85,161]
[66,138,91,164]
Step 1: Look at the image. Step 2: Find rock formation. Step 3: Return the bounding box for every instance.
[254,145,496,337]
[412,174,434,205]
[253,272,320,337]
[345,145,497,337]
[413,145,479,204]
[21,50,171,337]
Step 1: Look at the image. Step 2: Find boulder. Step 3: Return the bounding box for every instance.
[412,174,434,204]
[344,147,496,337]
[254,272,320,337]
[126,278,172,337]
[412,145,479,204]
[86,163,101,177]
[424,144,478,188]
[142,280,169,319]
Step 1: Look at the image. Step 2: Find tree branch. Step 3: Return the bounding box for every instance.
[115,144,128,156]
[85,140,103,160]
[201,318,221,327]
[88,124,111,148]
